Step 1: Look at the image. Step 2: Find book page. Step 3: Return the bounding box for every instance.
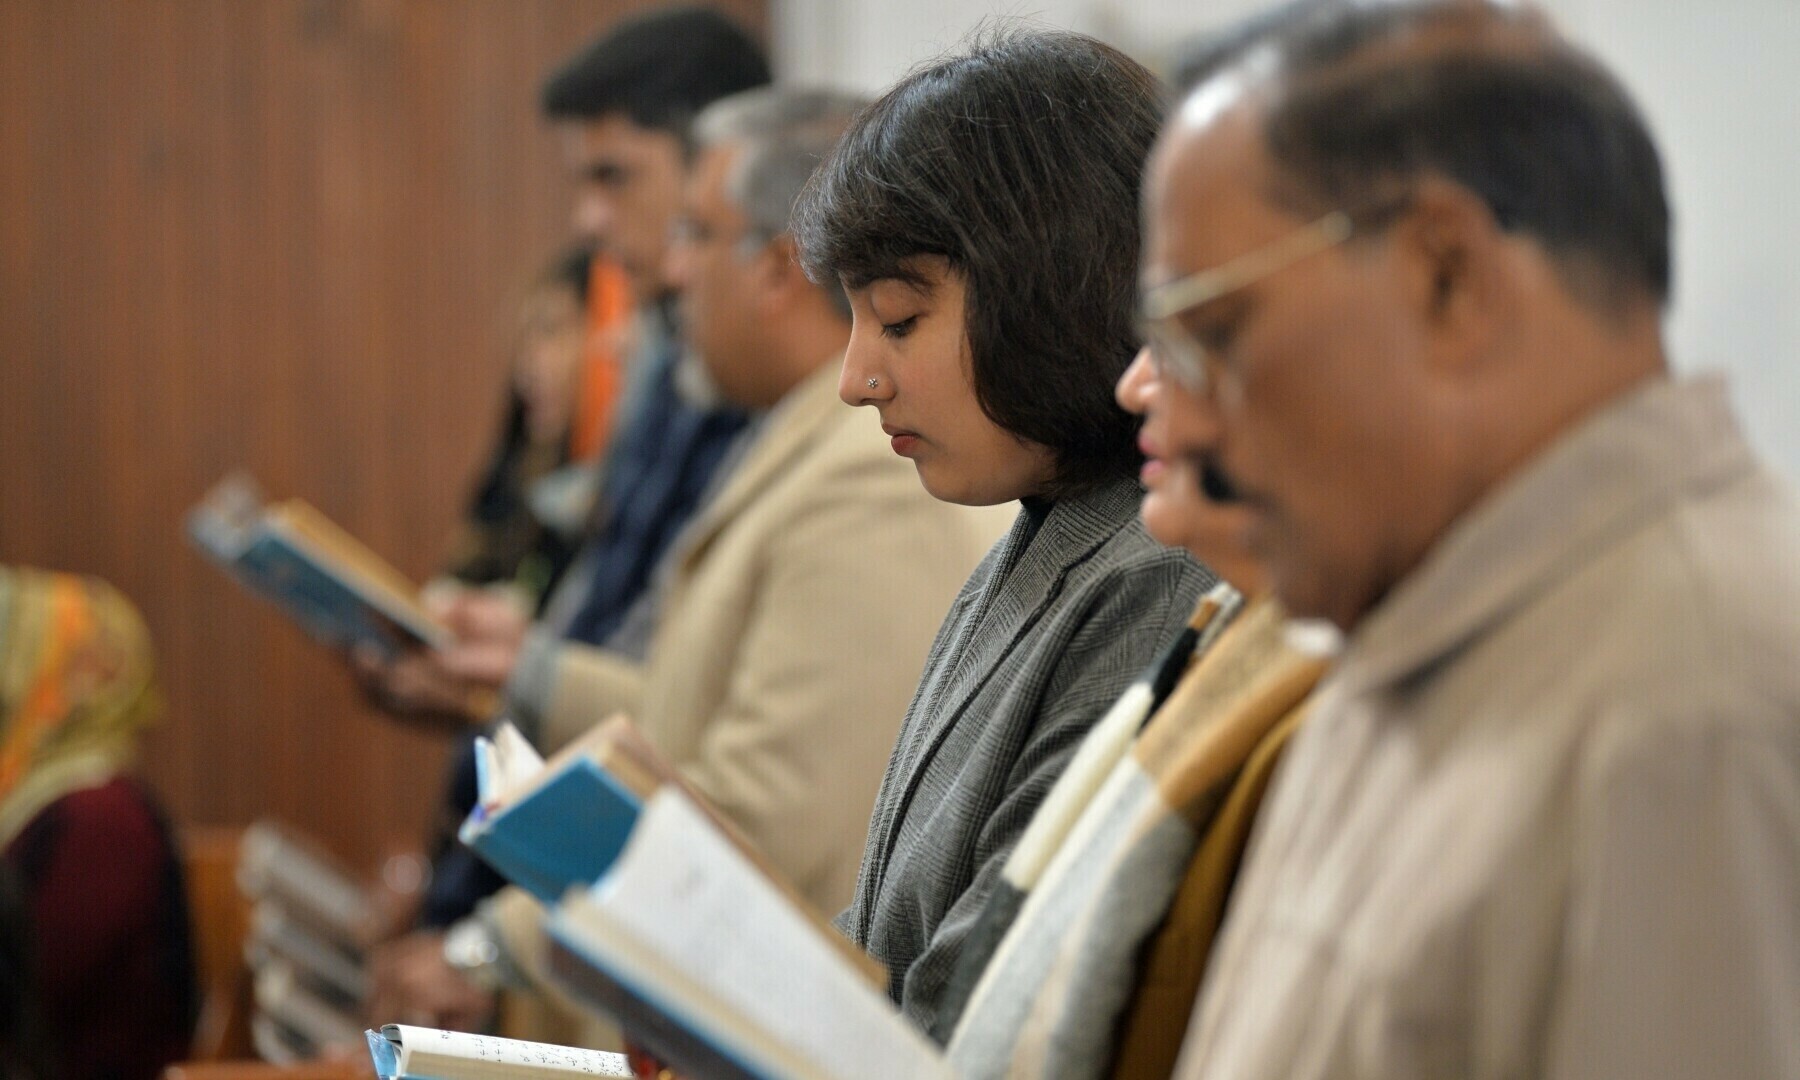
[186,472,264,560]
[490,722,547,803]
[376,1024,630,1079]
[585,791,945,1080]
[585,716,882,985]
[238,820,374,942]
[255,962,360,1047]
[250,903,367,1000]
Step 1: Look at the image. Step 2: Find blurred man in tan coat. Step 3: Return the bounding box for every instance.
[378,86,1010,1034]
[1139,3,1800,1077]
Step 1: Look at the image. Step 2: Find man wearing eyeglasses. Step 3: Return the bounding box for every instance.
[1143,2,1800,1078]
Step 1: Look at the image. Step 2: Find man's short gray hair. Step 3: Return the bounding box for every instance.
[693,86,869,244]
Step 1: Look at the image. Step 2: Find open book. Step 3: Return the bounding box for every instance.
[545,790,948,1080]
[188,472,450,655]
[461,716,877,984]
[365,1024,630,1079]
[457,720,645,907]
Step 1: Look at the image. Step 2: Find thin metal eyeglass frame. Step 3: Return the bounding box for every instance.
[1138,211,1354,392]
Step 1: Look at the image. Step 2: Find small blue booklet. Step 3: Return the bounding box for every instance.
[188,472,450,656]
[458,720,644,905]
[366,1022,630,1079]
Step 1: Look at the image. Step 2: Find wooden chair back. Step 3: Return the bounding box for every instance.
[182,826,255,1060]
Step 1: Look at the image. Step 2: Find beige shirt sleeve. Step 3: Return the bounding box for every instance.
[538,645,648,755]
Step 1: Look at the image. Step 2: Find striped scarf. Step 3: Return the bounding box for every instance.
[945,596,1328,1079]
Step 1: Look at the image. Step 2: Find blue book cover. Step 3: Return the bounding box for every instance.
[230,532,427,654]
[187,473,448,657]
[460,756,644,905]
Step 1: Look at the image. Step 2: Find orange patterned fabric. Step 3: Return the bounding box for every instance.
[0,567,160,845]
[569,257,633,462]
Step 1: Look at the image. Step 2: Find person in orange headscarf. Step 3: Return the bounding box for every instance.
[0,567,197,1080]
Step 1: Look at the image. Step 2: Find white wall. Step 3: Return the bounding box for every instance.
[773,0,1800,482]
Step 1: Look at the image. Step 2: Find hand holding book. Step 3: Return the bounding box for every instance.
[350,586,526,728]
[439,716,938,1080]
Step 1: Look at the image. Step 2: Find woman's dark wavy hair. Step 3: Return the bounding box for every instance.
[793,27,1165,497]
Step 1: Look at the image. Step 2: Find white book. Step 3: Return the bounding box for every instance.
[237,819,375,945]
[253,960,361,1049]
[548,790,950,1080]
[365,1024,631,1080]
[249,901,368,1001]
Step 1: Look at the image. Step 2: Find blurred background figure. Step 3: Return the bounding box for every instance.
[0,567,197,1080]
[438,83,1011,1048]
[356,6,776,1043]
[0,863,51,1080]
[439,246,604,605]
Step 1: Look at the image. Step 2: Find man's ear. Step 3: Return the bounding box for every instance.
[753,234,809,309]
[1389,176,1512,372]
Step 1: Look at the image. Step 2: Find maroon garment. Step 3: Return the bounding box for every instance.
[4,777,197,1080]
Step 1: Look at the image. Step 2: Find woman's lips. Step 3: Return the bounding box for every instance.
[883,423,920,458]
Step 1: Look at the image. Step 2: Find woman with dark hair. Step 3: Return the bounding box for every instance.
[793,28,1215,1038]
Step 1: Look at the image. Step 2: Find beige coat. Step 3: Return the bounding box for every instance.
[493,362,1010,999]
[1175,376,1800,1080]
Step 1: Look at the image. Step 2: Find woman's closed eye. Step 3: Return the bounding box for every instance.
[880,315,920,340]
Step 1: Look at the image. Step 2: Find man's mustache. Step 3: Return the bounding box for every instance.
[1198,458,1241,504]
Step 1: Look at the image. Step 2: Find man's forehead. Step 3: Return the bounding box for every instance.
[561,113,669,160]
[1145,100,1270,259]
[1176,64,1264,137]
[688,143,743,211]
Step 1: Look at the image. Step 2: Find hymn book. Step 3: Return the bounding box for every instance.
[365,1024,630,1080]
[188,472,450,655]
[458,719,646,906]
[463,716,879,984]
[546,789,949,1080]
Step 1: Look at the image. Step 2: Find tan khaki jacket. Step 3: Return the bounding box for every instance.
[493,362,1011,1022]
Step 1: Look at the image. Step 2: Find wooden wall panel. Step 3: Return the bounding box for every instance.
[0,0,767,872]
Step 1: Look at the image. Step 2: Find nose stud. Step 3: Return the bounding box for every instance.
[867,377,880,390]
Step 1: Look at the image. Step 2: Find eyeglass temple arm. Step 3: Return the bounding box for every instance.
[1141,211,1353,321]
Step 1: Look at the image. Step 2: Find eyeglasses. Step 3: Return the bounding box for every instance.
[670,215,776,260]
[1137,211,1353,394]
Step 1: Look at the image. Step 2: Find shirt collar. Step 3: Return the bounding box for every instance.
[1334,374,1756,698]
